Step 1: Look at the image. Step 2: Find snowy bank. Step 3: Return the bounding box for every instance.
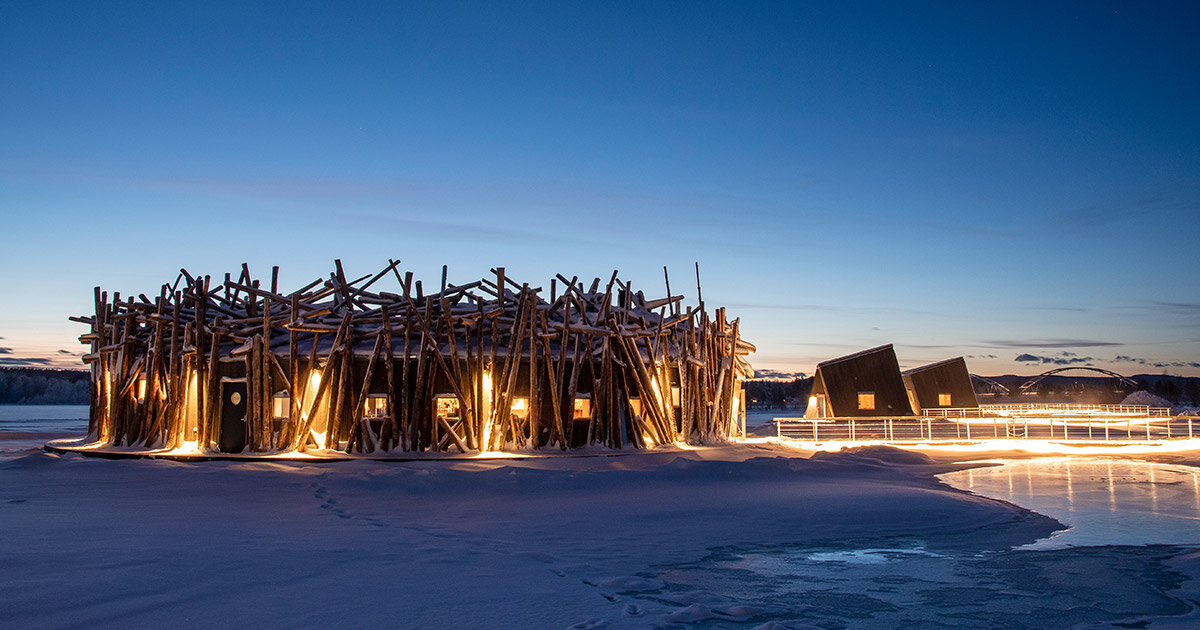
[1,441,1055,629]
[3,440,1199,628]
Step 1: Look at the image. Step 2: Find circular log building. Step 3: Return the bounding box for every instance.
[73,260,755,455]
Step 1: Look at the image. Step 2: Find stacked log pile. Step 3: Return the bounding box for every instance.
[73,260,754,454]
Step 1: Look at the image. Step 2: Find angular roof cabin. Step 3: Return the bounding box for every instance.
[901,357,979,415]
[74,260,754,456]
[804,344,912,418]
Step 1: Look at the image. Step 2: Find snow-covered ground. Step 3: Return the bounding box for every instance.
[3,429,1200,628]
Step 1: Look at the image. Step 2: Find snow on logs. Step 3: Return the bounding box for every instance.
[74,260,754,455]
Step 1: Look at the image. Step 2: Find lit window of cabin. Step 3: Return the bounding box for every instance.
[273,392,290,420]
[857,392,875,411]
[509,397,529,420]
[363,394,389,419]
[573,397,591,419]
[938,393,952,407]
[434,395,459,419]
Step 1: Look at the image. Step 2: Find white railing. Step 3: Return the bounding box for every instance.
[924,403,1171,418]
[774,414,1195,443]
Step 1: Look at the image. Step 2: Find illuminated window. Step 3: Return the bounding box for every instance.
[435,395,459,419]
[363,394,389,419]
[857,392,875,411]
[573,397,591,419]
[135,377,147,403]
[273,393,291,420]
[627,398,643,417]
[510,397,528,419]
[938,393,952,407]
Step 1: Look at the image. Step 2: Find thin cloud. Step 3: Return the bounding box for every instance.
[0,357,53,366]
[1014,353,1095,365]
[984,339,1122,349]
[724,302,840,312]
[1115,355,1200,369]
[1061,196,1196,229]
[731,303,936,317]
[1021,306,1090,313]
[0,347,11,354]
[1153,302,1200,314]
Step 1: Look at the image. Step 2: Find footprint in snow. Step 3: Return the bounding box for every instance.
[567,617,608,629]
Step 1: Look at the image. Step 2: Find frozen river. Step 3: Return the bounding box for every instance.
[4,402,1199,626]
[0,404,87,433]
[941,458,1200,550]
[630,458,1200,627]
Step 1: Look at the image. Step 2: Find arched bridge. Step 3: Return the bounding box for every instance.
[1017,367,1138,394]
[969,374,1010,395]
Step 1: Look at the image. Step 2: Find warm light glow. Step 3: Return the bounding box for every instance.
[755,436,1200,456]
[511,397,527,412]
[480,365,495,449]
[435,395,459,418]
[182,370,200,448]
[649,375,666,410]
[857,392,875,410]
[573,397,591,419]
[136,377,147,402]
[299,369,322,422]
[938,393,952,406]
[101,367,113,441]
[363,394,388,418]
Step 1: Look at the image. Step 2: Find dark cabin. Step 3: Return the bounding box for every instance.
[805,345,912,418]
[902,357,979,415]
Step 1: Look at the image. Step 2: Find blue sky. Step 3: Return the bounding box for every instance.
[2,1,1198,376]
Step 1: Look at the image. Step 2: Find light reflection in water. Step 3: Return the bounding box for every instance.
[940,458,1200,550]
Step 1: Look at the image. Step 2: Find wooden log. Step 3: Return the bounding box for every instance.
[526,289,539,449]
[203,318,222,450]
[348,330,385,453]
[247,334,260,450]
[262,301,274,449]
[441,297,474,449]
[287,294,300,447]
[400,311,411,451]
[409,304,430,451]
[331,324,356,449]
[290,312,351,451]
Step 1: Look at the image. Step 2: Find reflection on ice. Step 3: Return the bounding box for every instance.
[805,547,944,564]
[941,458,1200,549]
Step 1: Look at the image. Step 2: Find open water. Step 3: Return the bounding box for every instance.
[623,457,1200,628]
[940,458,1200,549]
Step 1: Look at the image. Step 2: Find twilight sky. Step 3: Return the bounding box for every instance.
[2,1,1198,377]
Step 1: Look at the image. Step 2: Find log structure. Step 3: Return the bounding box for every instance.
[72,260,755,455]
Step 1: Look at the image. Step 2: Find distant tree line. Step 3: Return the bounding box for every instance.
[1136,376,1200,406]
[0,368,89,404]
[744,377,814,410]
